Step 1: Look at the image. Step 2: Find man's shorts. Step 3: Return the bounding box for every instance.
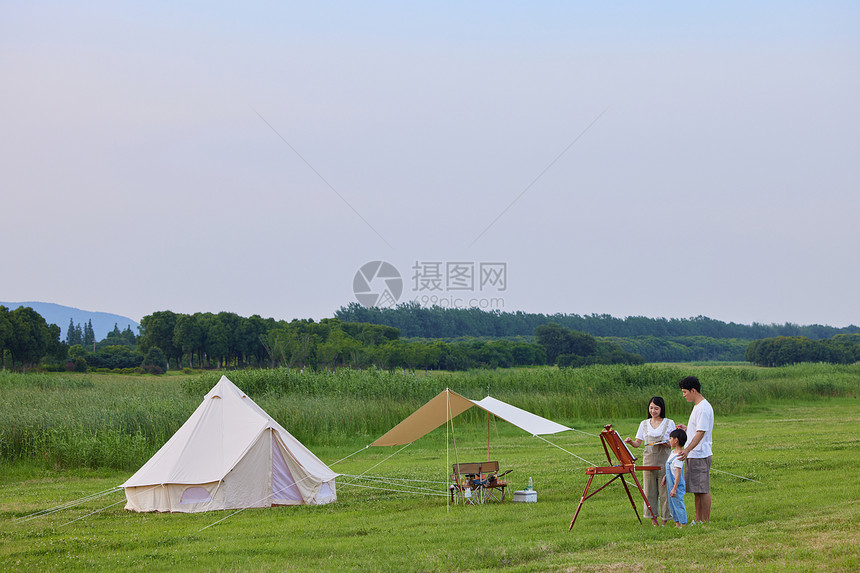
[685,456,712,493]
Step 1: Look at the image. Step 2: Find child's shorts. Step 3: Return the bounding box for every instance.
[685,456,712,493]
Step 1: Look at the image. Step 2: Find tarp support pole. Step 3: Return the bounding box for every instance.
[487,411,490,461]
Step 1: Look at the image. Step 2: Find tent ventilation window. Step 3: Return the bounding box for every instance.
[180,487,212,504]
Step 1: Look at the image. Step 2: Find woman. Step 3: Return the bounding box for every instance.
[625,396,676,525]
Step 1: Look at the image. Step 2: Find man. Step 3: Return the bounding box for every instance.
[676,375,714,524]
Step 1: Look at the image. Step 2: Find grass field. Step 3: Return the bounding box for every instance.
[1,365,858,571]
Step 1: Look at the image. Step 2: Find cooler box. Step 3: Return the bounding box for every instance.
[513,489,537,503]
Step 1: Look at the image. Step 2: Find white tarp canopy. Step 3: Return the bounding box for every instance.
[123,375,338,512]
[371,389,572,447]
[471,396,572,436]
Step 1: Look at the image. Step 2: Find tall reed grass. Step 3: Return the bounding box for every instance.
[1,372,195,470]
[2,363,857,470]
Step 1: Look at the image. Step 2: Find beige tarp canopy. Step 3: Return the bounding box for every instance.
[371,389,572,447]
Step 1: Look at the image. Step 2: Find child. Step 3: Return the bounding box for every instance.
[661,428,688,527]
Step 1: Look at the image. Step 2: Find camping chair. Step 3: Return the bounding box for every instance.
[450,462,484,505]
[484,468,512,503]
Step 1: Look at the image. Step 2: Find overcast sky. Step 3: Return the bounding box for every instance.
[2,2,858,327]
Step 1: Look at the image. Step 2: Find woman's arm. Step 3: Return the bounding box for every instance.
[625,421,646,447]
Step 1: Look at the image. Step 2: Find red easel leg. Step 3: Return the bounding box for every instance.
[618,474,643,524]
[569,475,595,530]
[630,472,659,525]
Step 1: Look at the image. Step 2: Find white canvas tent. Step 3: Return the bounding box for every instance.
[123,375,338,513]
[371,389,572,447]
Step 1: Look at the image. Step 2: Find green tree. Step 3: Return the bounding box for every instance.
[200,313,231,369]
[141,347,168,374]
[68,344,87,360]
[87,345,143,369]
[73,356,88,372]
[121,325,137,345]
[83,319,95,350]
[534,323,570,364]
[0,306,12,370]
[215,312,241,368]
[287,330,313,369]
[98,322,136,349]
[65,318,81,346]
[8,306,51,371]
[46,323,65,361]
[535,323,598,364]
[139,311,181,369]
[173,314,203,368]
[236,315,270,367]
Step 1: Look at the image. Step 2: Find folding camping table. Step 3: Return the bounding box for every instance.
[449,461,510,504]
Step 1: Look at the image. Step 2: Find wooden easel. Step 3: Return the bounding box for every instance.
[569,424,660,529]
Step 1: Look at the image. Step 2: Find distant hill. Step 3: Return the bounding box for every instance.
[0,301,140,341]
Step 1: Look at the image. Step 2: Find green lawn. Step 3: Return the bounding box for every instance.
[2,397,857,572]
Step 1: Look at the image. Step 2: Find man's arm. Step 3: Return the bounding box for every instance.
[677,430,705,461]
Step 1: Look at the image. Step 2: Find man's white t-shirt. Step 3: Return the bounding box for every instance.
[686,398,714,458]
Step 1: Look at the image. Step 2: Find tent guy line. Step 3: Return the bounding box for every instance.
[341,473,449,486]
[338,482,446,497]
[338,476,448,497]
[58,497,128,528]
[533,434,597,467]
[338,442,413,488]
[197,472,322,533]
[327,445,371,467]
[14,486,123,524]
[712,468,762,483]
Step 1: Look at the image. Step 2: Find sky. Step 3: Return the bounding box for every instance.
[2,1,859,327]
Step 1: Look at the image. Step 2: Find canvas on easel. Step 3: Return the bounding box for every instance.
[568,424,660,529]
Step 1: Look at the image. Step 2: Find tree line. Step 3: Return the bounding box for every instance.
[745,334,860,367]
[138,311,644,371]
[605,336,750,362]
[336,302,860,340]
[5,303,858,372]
[138,310,543,371]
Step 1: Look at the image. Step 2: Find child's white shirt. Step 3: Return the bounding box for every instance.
[666,451,685,472]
